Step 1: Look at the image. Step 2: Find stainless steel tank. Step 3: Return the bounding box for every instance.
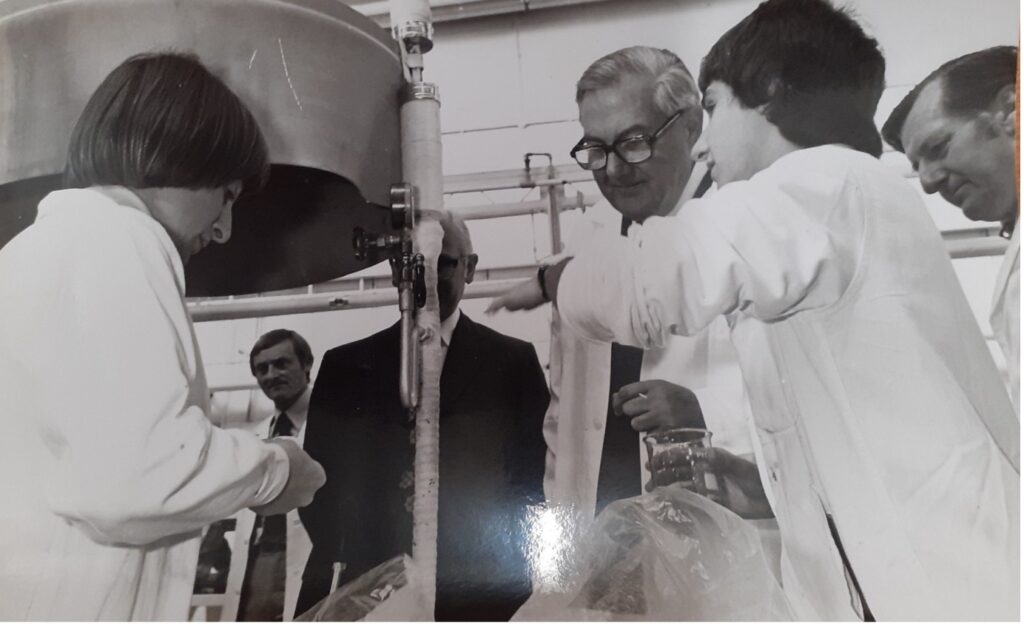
[0,0,403,295]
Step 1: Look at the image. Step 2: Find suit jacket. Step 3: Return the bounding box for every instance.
[297,313,550,621]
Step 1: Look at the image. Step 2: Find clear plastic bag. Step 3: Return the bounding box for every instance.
[295,555,431,621]
[513,485,792,621]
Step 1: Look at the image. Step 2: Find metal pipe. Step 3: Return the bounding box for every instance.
[392,0,442,611]
[399,285,420,410]
[450,191,596,221]
[189,279,525,322]
[544,184,565,255]
[188,232,1008,322]
[946,236,1010,259]
[443,163,590,194]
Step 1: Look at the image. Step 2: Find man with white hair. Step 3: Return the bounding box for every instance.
[543,46,758,517]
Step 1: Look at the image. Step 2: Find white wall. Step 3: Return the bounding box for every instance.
[198,0,1019,424]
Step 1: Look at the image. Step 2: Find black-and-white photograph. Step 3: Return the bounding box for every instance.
[0,0,1018,621]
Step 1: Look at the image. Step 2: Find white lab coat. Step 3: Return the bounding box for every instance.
[990,225,1019,414]
[543,161,754,514]
[223,392,313,622]
[558,145,1020,620]
[0,188,289,620]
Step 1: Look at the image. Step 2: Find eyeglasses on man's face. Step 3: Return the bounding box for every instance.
[437,253,476,279]
[570,109,685,172]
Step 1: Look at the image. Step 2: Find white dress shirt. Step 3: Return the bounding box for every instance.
[439,308,462,365]
[224,385,313,621]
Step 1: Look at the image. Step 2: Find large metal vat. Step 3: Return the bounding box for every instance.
[0,0,403,295]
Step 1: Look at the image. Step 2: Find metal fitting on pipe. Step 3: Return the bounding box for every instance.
[407,82,440,102]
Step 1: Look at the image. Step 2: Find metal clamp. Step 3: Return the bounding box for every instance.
[393,21,434,54]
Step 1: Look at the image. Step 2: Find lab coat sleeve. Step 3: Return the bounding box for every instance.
[558,170,860,347]
[43,227,289,547]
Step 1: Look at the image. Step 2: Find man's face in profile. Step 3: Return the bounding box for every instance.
[900,79,1017,224]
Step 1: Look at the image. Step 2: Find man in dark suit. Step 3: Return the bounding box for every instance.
[297,214,550,621]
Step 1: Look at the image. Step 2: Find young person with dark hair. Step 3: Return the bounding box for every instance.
[490,0,1019,619]
[0,52,325,620]
[883,46,1019,414]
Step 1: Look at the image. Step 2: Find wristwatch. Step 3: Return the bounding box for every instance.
[537,265,551,302]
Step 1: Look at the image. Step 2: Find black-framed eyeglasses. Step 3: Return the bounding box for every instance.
[437,253,476,279]
[570,109,685,171]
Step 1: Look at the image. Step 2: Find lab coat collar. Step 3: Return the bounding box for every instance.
[39,186,187,294]
[994,224,1020,297]
[667,160,711,217]
[625,161,711,240]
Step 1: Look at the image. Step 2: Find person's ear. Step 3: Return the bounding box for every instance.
[223,180,243,206]
[992,84,1016,137]
[464,253,478,284]
[682,111,703,151]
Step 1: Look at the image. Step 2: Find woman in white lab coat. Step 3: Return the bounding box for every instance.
[490,0,1019,620]
[0,52,324,620]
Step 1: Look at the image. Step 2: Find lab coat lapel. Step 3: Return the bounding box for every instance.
[991,226,1019,318]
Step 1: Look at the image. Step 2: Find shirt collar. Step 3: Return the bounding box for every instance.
[276,385,312,432]
[667,160,711,217]
[440,308,461,348]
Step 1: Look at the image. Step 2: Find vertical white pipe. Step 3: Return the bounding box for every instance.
[402,88,443,618]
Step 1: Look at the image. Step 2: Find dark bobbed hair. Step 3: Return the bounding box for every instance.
[882,46,1019,153]
[249,329,314,376]
[64,51,270,193]
[699,0,886,157]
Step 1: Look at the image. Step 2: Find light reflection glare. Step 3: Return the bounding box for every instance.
[521,503,583,592]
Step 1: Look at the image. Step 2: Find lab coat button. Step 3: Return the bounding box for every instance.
[593,418,604,430]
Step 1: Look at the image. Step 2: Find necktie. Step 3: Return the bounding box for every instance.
[272,412,295,438]
[237,413,294,620]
